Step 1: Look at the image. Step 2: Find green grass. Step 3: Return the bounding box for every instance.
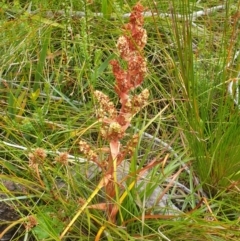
[0,0,240,240]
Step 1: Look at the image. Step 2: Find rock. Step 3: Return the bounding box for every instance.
[0,181,21,241]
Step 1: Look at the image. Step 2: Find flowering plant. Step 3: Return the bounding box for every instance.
[61,2,149,238]
[93,2,149,222]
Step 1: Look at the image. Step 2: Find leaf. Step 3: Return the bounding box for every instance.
[34,29,51,91]
[21,11,64,29]
[97,53,116,77]
[32,213,63,240]
[88,202,108,210]
[60,174,112,239]
[16,90,27,117]
[30,15,64,29]
[30,88,41,101]
[101,0,112,19]
[110,140,120,160]
[91,53,116,87]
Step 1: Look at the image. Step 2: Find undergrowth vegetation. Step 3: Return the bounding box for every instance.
[0,0,239,240]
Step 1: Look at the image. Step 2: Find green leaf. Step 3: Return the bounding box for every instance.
[34,29,51,91]
[32,209,64,240]
[101,0,113,19]
[30,88,41,101]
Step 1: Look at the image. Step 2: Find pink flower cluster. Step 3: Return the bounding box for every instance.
[94,3,149,143]
[111,3,147,98]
